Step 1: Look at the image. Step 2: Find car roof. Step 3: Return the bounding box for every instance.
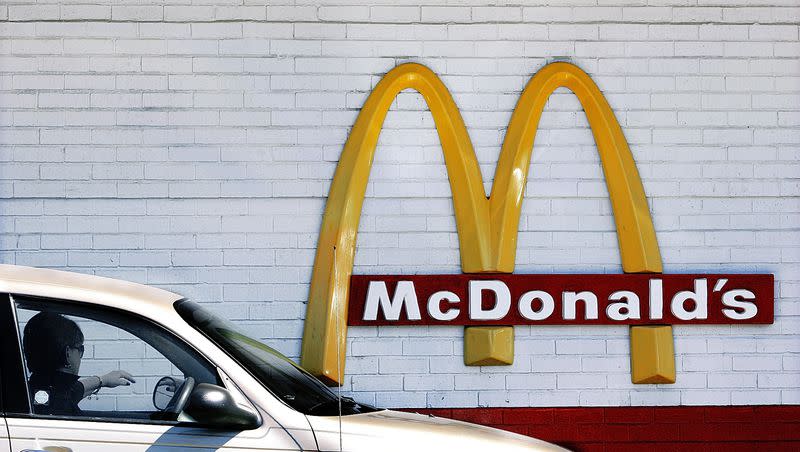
[0,264,182,310]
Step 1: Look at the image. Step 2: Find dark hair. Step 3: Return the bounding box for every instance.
[22,312,84,374]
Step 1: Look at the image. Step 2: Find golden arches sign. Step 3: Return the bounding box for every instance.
[301,62,664,386]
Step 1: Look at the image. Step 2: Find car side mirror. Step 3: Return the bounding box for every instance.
[153,376,182,411]
[184,383,260,430]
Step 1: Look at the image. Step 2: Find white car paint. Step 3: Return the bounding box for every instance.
[0,265,566,452]
[0,418,9,452]
[309,410,566,452]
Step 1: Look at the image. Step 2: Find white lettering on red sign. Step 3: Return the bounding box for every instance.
[363,280,421,321]
[360,278,759,323]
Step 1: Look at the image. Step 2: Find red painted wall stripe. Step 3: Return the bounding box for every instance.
[400,406,800,451]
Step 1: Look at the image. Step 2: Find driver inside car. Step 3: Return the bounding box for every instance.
[22,311,136,415]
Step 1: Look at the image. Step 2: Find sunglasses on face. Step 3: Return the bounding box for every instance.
[70,344,85,355]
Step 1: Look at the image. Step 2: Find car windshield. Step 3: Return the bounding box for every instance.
[174,300,379,416]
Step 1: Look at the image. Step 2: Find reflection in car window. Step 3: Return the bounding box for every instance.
[175,300,380,416]
[14,296,219,421]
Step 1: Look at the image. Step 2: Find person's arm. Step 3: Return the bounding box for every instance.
[78,375,103,397]
[79,371,136,397]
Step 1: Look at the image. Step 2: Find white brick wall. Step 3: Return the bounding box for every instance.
[1,1,798,408]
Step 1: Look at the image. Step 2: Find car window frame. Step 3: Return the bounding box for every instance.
[0,293,29,417]
[0,292,235,427]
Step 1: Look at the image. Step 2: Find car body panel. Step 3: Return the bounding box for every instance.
[0,265,564,451]
[0,266,314,451]
[0,418,10,452]
[0,266,317,443]
[0,264,181,309]
[7,417,299,451]
[308,410,567,451]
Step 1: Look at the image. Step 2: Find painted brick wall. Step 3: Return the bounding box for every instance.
[405,406,800,450]
[0,1,798,410]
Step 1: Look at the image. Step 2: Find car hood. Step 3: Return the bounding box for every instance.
[306,409,568,451]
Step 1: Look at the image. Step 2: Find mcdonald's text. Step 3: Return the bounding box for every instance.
[348,274,774,326]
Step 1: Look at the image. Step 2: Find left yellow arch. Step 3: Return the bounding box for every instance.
[300,62,661,385]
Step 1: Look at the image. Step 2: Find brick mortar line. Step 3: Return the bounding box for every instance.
[4,39,799,43]
[0,195,799,200]
[3,53,794,55]
[4,19,800,26]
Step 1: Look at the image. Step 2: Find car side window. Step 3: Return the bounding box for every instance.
[12,295,220,423]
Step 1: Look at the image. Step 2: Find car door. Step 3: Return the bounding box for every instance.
[0,303,14,452]
[0,419,8,452]
[1,294,300,452]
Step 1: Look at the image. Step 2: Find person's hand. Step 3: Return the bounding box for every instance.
[100,370,136,388]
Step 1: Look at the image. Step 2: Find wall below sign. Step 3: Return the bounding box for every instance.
[403,405,800,451]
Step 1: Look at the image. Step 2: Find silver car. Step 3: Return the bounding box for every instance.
[0,264,566,451]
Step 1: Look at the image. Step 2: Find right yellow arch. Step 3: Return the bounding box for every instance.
[301,62,662,385]
[491,62,662,272]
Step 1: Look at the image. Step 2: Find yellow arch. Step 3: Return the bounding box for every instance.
[300,62,662,385]
[491,62,662,272]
